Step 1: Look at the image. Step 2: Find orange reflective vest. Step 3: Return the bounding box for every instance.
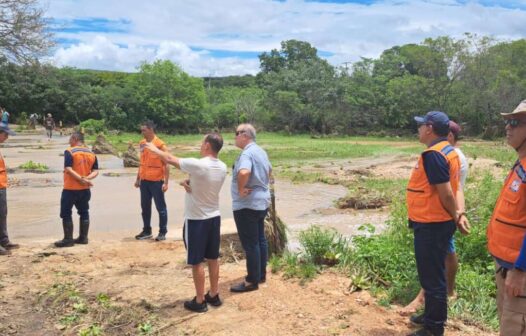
[64,146,97,190]
[0,155,7,189]
[406,140,460,223]
[487,158,526,264]
[139,137,166,182]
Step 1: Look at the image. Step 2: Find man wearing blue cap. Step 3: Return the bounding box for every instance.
[0,123,18,255]
[406,111,469,336]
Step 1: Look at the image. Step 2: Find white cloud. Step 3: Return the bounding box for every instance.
[44,0,526,75]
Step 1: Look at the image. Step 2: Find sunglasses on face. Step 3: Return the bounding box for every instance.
[504,119,526,127]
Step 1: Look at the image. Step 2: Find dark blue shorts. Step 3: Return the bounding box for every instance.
[448,235,456,254]
[183,216,221,265]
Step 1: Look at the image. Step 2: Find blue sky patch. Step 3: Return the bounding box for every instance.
[191,47,334,59]
[191,48,261,59]
[305,0,376,4]
[55,37,81,46]
[51,18,131,34]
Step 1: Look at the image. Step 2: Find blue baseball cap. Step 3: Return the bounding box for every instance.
[414,111,450,131]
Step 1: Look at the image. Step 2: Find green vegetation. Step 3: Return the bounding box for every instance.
[270,170,502,330]
[79,119,106,135]
[18,160,48,171]
[38,281,160,335]
[1,36,525,136]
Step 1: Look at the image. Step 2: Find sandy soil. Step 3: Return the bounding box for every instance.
[0,240,495,336]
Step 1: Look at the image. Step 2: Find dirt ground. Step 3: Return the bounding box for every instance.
[0,128,499,335]
[0,240,495,336]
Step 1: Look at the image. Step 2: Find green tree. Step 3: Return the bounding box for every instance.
[0,0,54,62]
[131,60,206,132]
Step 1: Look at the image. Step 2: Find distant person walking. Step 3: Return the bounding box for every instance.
[405,111,469,336]
[145,133,227,313]
[487,100,526,335]
[1,108,9,126]
[134,120,170,241]
[54,131,99,248]
[230,123,272,293]
[400,120,470,316]
[29,113,39,129]
[44,113,55,140]
[0,123,18,255]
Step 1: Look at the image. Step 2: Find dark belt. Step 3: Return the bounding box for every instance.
[496,266,508,279]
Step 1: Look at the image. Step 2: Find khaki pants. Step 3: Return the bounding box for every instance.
[496,263,526,335]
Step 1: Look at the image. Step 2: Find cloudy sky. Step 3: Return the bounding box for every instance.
[45,0,526,76]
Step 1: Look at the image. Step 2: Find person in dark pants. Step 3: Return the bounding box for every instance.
[0,123,18,255]
[406,111,469,336]
[44,113,55,140]
[134,120,170,241]
[487,99,526,335]
[55,131,99,248]
[230,123,272,293]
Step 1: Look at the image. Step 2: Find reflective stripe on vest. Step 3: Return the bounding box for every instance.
[63,146,97,190]
[488,158,526,264]
[139,137,166,181]
[406,140,460,223]
[0,156,7,189]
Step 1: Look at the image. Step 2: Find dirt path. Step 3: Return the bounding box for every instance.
[0,240,495,336]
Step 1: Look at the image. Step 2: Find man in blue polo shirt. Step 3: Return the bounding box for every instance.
[230,123,272,293]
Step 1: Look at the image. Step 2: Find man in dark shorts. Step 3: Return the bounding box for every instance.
[146,133,227,312]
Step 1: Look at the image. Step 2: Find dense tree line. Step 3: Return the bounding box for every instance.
[0,35,525,135]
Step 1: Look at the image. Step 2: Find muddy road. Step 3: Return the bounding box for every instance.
[5,130,385,246]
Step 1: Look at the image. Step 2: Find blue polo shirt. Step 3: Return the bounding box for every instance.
[231,142,272,211]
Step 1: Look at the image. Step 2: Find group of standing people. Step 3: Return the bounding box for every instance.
[1,101,526,334]
[46,120,271,313]
[405,100,526,336]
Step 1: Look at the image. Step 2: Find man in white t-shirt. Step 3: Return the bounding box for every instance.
[145,133,227,313]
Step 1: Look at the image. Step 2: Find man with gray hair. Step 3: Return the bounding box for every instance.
[230,123,272,293]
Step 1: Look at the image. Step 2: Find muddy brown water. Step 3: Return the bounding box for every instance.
[5,130,388,247]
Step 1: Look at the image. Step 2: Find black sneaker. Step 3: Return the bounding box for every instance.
[0,245,10,256]
[155,233,166,241]
[230,282,258,293]
[135,231,152,240]
[184,297,208,313]
[205,292,222,307]
[407,328,443,336]
[410,313,425,326]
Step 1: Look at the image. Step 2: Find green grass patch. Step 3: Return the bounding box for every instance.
[38,282,160,335]
[272,171,501,330]
[18,160,48,171]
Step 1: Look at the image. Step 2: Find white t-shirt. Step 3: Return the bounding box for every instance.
[179,156,227,220]
[455,147,468,188]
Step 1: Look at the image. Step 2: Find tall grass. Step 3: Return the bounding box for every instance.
[274,171,502,330]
